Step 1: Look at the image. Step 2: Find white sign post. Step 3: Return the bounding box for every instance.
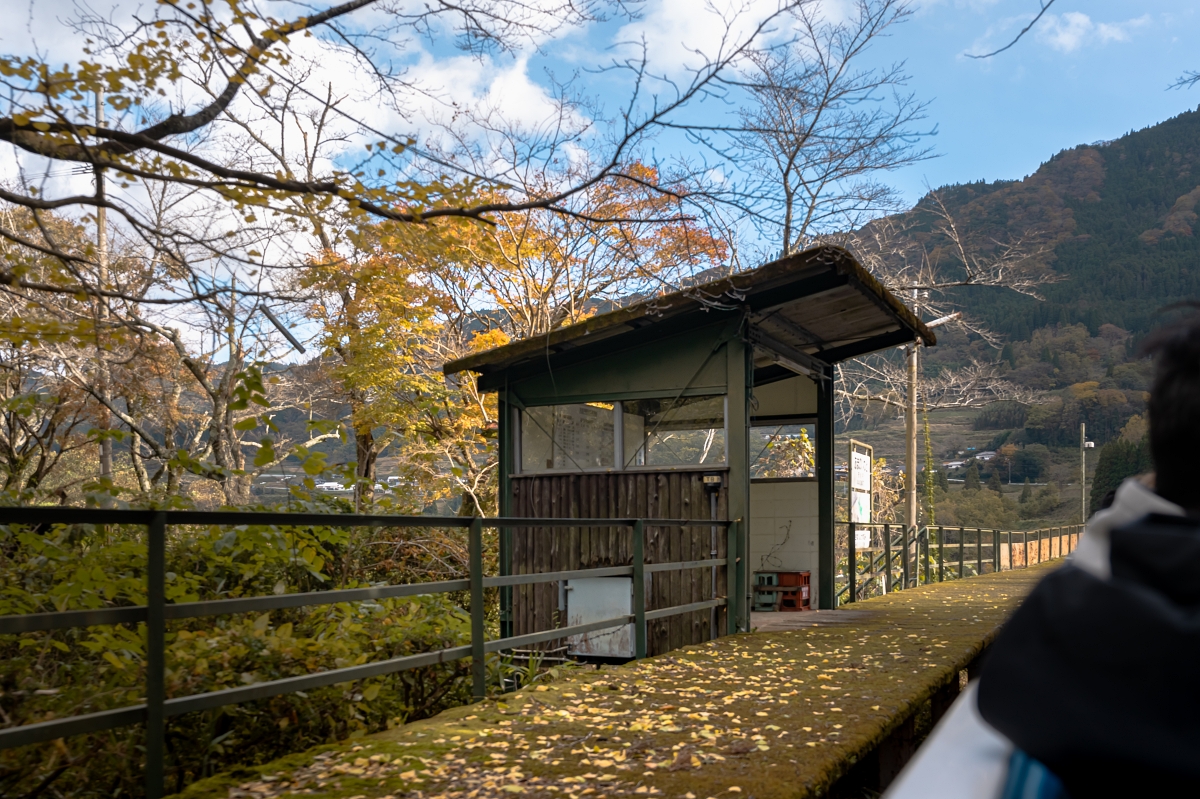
[848,440,873,528]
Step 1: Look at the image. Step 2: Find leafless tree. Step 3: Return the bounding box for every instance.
[694,0,934,256]
[833,187,1056,429]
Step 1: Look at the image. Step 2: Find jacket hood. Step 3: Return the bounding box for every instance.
[977,488,1200,796]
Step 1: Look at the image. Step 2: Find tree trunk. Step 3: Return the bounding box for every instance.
[353,415,376,512]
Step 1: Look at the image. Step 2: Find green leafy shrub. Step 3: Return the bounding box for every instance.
[0,497,495,798]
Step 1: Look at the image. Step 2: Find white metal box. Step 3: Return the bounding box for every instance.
[565,577,633,658]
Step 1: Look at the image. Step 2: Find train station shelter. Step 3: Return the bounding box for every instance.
[443,245,934,655]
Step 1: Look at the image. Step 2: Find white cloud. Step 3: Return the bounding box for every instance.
[1035,12,1150,54]
[613,0,840,77]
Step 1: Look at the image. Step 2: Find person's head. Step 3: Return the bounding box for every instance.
[1143,305,1200,512]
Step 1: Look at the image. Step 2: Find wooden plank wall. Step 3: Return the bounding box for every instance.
[510,469,729,657]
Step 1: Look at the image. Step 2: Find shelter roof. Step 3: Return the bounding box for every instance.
[443,245,934,381]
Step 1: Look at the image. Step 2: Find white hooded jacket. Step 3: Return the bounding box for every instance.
[882,478,1182,799]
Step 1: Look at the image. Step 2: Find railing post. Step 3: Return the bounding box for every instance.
[975,528,983,576]
[923,528,931,586]
[738,518,749,628]
[726,521,738,635]
[901,526,910,589]
[632,520,647,658]
[957,527,965,579]
[993,530,1000,573]
[937,526,944,582]
[883,524,892,593]
[146,511,166,799]
[847,522,856,603]
[469,517,486,701]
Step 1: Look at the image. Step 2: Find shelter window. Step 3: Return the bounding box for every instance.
[520,403,615,472]
[620,395,726,468]
[517,395,727,473]
[750,423,816,479]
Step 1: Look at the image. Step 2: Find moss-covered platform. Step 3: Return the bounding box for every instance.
[178,562,1057,799]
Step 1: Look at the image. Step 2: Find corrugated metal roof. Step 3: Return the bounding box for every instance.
[443,245,934,377]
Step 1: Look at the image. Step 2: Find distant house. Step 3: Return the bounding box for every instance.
[976,451,998,462]
[943,460,966,470]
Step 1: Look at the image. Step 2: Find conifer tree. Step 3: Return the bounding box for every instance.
[987,469,1004,494]
[1020,477,1033,503]
[964,461,982,491]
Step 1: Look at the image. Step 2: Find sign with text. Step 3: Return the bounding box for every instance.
[848,440,873,525]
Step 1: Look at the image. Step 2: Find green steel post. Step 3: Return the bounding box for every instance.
[958,527,965,579]
[632,520,647,658]
[883,524,891,592]
[847,523,856,603]
[924,528,931,585]
[498,396,513,640]
[469,518,486,701]
[726,521,738,635]
[993,530,1000,573]
[734,515,744,628]
[901,526,910,589]
[145,512,166,799]
[937,526,944,582]
[817,364,835,609]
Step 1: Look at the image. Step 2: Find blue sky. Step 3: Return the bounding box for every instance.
[872,0,1200,203]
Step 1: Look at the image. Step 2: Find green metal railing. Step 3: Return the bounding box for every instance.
[836,522,1083,604]
[0,508,741,798]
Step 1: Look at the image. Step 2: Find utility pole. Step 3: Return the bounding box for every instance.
[1080,422,1091,523]
[904,342,918,529]
[1084,419,1094,520]
[903,311,960,530]
[95,90,113,481]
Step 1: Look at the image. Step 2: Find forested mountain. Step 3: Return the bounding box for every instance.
[911,106,1200,339]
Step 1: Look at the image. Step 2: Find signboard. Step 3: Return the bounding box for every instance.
[850,491,872,525]
[854,527,871,550]
[848,439,873,525]
[850,451,872,492]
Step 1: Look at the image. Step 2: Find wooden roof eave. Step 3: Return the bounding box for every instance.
[442,245,934,378]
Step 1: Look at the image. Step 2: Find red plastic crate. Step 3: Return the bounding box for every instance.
[776,571,811,611]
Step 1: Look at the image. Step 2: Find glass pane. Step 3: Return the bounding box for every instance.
[621,395,726,468]
[521,404,615,472]
[750,424,816,478]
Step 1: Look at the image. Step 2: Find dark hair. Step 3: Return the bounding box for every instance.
[1142,303,1200,510]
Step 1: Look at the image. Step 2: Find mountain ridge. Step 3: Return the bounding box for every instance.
[903,105,1200,340]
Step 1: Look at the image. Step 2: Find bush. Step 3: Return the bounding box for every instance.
[933,487,1020,529]
[973,402,1028,430]
[1020,483,1062,520]
[1090,437,1152,511]
[0,497,493,798]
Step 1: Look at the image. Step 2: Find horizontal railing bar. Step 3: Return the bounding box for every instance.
[1,559,736,633]
[0,606,147,634]
[644,558,725,573]
[0,593,733,749]
[0,509,734,530]
[645,598,725,621]
[167,581,473,619]
[0,704,147,749]
[494,518,733,528]
[484,615,634,652]
[483,566,632,588]
[164,646,474,717]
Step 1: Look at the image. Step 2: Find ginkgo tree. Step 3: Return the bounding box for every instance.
[300,168,731,513]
